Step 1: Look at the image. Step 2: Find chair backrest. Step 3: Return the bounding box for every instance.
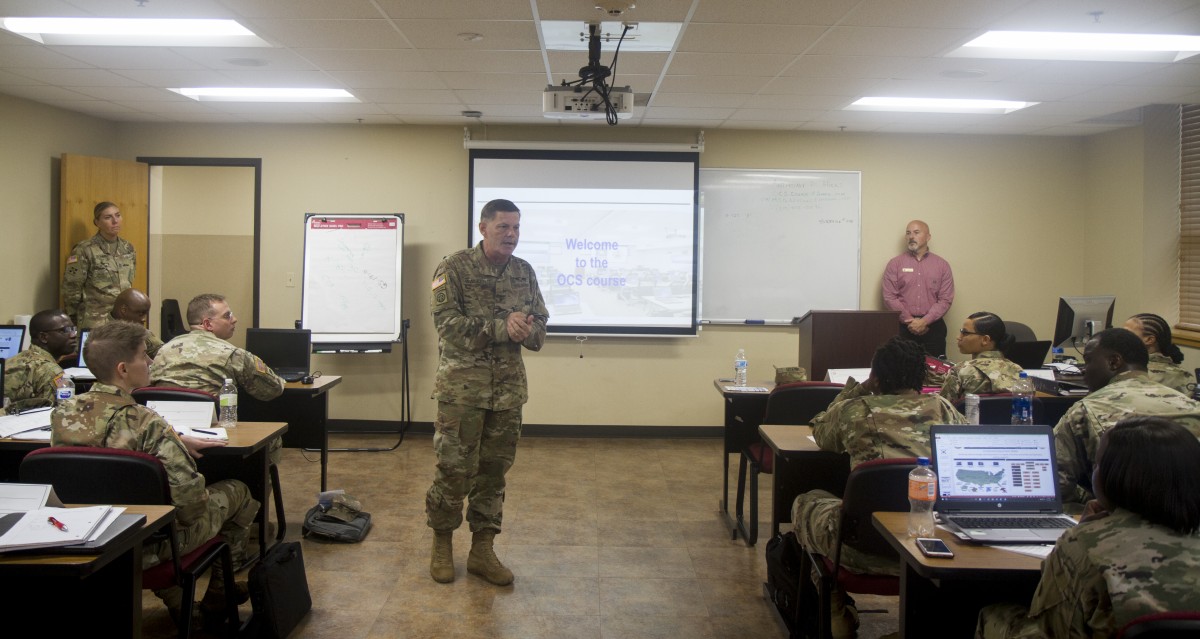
[1120,611,1200,638]
[1004,320,1037,342]
[957,394,1046,425]
[132,386,218,406]
[836,457,919,562]
[764,382,844,425]
[160,298,186,343]
[20,446,171,505]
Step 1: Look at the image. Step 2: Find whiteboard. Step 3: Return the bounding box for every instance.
[699,169,860,323]
[301,214,404,345]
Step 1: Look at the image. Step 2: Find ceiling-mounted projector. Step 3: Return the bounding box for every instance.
[543,85,633,120]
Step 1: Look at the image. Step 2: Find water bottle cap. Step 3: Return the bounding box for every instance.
[1019,371,1028,378]
[917,456,930,465]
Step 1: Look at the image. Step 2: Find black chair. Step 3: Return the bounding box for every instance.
[1004,320,1037,342]
[736,381,843,546]
[161,299,187,343]
[1120,611,1200,638]
[132,386,286,545]
[799,457,917,639]
[20,446,240,638]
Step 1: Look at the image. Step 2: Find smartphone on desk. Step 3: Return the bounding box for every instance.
[916,537,954,558]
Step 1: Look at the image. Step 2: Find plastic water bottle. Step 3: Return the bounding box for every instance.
[964,393,980,425]
[733,349,748,386]
[1010,372,1035,425]
[907,457,937,537]
[54,376,75,404]
[218,378,238,429]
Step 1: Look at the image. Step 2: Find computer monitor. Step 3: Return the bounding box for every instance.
[76,329,91,369]
[1052,295,1115,348]
[0,325,25,360]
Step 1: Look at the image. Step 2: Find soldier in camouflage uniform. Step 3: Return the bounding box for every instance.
[62,202,136,329]
[977,417,1200,639]
[426,199,547,586]
[1123,313,1192,394]
[1054,329,1200,504]
[794,338,967,638]
[3,309,76,414]
[940,312,1024,403]
[150,293,284,401]
[51,321,259,621]
[90,288,164,358]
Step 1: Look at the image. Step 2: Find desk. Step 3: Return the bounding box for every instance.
[758,425,851,540]
[0,504,173,639]
[872,511,1044,638]
[238,375,342,492]
[713,379,773,534]
[197,421,288,560]
[0,421,287,561]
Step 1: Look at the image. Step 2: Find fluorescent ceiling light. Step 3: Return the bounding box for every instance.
[542,21,681,52]
[846,97,1037,115]
[169,87,358,103]
[949,30,1200,62]
[0,17,270,47]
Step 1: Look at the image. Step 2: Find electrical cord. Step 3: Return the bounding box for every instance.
[560,23,632,126]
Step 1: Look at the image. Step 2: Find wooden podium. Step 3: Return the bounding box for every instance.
[796,310,900,381]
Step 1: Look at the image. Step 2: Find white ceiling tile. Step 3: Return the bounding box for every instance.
[841,0,1029,29]
[719,120,803,131]
[8,67,142,86]
[638,118,727,128]
[292,49,434,72]
[381,102,478,116]
[329,71,450,90]
[0,44,94,68]
[355,88,460,103]
[425,49,545,73]
[213,68,345,87]
[779,55,917,79]
[0,68,39,84]
[535,0,695,22]
[64,85,185,101]
[44,46,206,70]
[376,0,534,20]
[676,24,827,55]
[807,26,976,57]
[0,84,106,101]
[740,93,854,110]
[110,68,235,87]
[666,52,795,76]
[658,75,772,94]
[547,50,668,76]
[41,99,138,114]
[172,47,319,71]
[649,92,747,108]
[438,72,557,91]
[728,108,823,122]
[449,104,536,118]
[394,20,540,50]
[1065,84,1198,103]
[984,0,1200,32]
[691,0,854,26]
[761,76,881,96]
[249,19,413,50]
[227,0,385,19]
[641,105,736,120]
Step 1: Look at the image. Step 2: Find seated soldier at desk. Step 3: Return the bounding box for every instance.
[3,309,77,414]
[938,311,1024,403]
[51,321,260,626]
[1053,328,1200,505]
[978,416,1200,638]
[91,288,164,358]
[793,337,968,638]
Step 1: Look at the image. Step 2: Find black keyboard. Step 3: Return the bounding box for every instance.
[950,516,1075,529]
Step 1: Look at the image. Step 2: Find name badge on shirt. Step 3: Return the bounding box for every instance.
[902,267,914,273]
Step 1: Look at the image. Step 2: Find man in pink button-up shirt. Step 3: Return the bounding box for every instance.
[882,220,955,357]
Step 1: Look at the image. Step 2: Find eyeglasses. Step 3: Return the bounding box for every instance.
[47,325,78,335]
[207,311,234,322]
[959,328,984,336]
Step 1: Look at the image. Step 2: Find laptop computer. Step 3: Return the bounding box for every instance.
[1029,375,1088,397]
[0,325,25,360]
[931,424,1077,543]
[245,328,311,382]
[61,328,95,381]
[1006,340,1052,369]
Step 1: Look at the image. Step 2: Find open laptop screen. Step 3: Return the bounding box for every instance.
[931,425,1061,512]
[0,325,25,360]
[245,328,311,373]
[76,329,91,369]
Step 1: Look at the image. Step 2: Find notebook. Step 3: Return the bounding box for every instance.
[245,328,311,382]
[0,325,25,360]
[930,424,1077,543]
[1006,340,1052,369]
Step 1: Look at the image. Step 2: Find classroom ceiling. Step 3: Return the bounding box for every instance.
[0,0,1199,135]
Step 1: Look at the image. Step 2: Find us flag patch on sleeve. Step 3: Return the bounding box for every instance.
[66,255,78,264]
[431,275,446,290]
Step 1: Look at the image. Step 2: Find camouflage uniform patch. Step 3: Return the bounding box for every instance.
[61,233,136,329]
[939,350,1026,403]
[425,243,547,534]
[1053,371,1200,503]
[977,508,1200,638]
[794,379,968,573]
[150,330,285,401]
[51,383,259,567]
[3,344,63,414]
[1147,353,1193,395]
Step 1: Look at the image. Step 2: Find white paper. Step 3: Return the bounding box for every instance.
[147,400,215,430]
[825,368,869,385]
[1022,369,1056,381]
[10,428,50,441]
[0,408,52,438]
[0,505,112,551]
[0,484,52,514]
[994,544,1055,559]
[62,367,95,381]
[182,427,228,441]
[722,385,770,393]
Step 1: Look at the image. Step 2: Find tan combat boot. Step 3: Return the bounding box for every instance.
[467,531,513,585]
[430,531,455,583]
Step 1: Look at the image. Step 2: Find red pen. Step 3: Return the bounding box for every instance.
[47,516,68,532]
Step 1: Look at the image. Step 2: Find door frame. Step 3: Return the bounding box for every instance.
[136,157,263,327]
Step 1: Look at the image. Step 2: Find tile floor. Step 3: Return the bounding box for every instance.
[141,433,899,638]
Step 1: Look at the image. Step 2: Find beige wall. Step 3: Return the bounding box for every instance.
[2,93,1184,427]
[0,95,118,323]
